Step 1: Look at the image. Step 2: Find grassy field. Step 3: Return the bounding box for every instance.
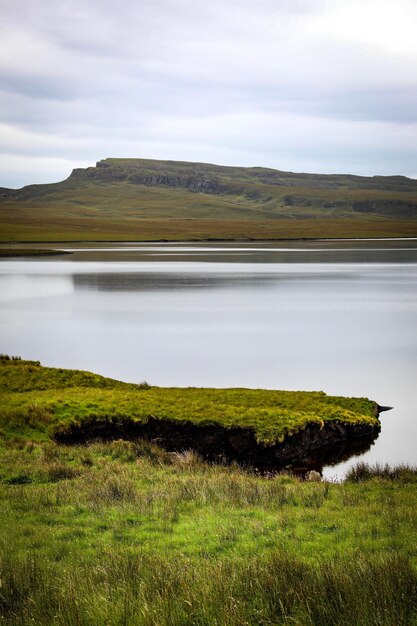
[2,215,417,243]
[0,357,378,446]
[1,158,417,241]
[1,357,416,624]
[1,439,416,625]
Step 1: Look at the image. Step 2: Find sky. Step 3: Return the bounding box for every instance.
[0,0,417,188]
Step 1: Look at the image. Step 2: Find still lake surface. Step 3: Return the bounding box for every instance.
[1,239,416,478]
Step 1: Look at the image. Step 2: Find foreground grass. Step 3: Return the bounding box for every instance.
[0,439,416,625]
[1,357,414,624]
[0,358,378,445]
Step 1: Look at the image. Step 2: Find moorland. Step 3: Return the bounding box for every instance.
[1,158,417,241]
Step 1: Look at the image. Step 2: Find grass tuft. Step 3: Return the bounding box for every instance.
[345,461,417,483]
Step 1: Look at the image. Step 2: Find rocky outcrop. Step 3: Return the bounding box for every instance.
[69,158,417,193]
[352,199,417,218]
[70,165,239,195]
[281,194,417,218]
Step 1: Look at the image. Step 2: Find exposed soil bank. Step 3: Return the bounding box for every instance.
[54,412,382,471]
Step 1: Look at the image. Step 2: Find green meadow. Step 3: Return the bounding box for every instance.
[1,439,417,625]
[1,356,416,624]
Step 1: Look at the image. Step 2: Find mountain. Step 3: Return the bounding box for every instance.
[1,158,417,241]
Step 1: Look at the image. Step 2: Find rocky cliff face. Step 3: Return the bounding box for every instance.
[70,162,237,195]
[68,158,417,193]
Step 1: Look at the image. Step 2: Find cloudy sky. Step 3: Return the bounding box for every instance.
[1,0,416,188]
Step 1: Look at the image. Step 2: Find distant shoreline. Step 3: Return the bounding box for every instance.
[0,248,72,257]
[1,235,417,246]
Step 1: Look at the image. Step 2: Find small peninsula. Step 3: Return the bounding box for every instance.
[1,357,382,470]
[0,248,71,257]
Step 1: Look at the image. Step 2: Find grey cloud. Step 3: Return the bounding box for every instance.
[0,0,416,186]
[0,71,76,101]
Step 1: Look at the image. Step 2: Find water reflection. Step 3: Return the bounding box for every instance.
[286,434,379,476]
[72,269,356,292]
[73,271,277,291]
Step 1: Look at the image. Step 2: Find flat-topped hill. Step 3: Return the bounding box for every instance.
[1,158,417,241]
[70,158,417,192]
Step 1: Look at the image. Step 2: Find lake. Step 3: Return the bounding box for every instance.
[1,239,416,479]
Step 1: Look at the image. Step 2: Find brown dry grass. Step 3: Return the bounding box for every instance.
[2,215,417,242]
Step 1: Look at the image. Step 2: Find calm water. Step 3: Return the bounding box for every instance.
[1,239,416,479]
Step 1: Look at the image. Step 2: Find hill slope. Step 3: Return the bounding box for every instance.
[1,158,417,241]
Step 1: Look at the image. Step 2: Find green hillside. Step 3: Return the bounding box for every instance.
[1,158,417,241]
